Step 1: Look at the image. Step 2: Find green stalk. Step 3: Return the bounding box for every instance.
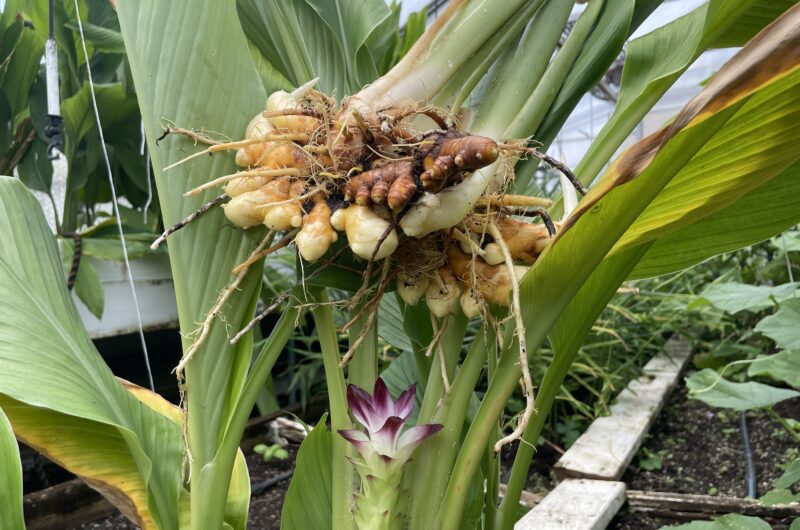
[346,0,534,113]
[504,0,605,139]
[494,351,572,529]
[312,288,355,530]
[407,327,493,529]
[190,295,301,529]
[417,311,468,424]
[496,247,651,530]
[435,0,547,112]
[433,340,526,530]
[347,305,378,390]
[470,0,572,134]
[483,322,501,530]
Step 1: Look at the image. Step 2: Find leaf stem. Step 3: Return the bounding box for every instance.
[312,288,355,530]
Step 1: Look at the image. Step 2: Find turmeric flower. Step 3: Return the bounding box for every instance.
[339,378,442,530]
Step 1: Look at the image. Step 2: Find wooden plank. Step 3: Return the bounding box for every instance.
[24,479,114,530]
[554,338,691,481]
[627,490,800,519]
[514,479,626,530]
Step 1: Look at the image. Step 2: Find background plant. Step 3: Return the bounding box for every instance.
[1,2,800,530]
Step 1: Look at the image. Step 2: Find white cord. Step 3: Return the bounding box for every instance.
[74,0,155,392]
[141,120,152,225]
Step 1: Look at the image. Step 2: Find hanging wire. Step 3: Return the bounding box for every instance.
[73,0,155,391]
[141,120,153,225]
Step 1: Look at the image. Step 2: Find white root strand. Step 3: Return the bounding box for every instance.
[163,133,310,171]
[488,221,535,454]
[175,231,275,374]
[232,229,299,274]
[184,168,303,196]
[431,314,451,393]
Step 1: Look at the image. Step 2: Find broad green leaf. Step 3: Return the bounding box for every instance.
[123,382,252,530]
[281,419,333,530]
[686,368,800,410]
[755,299,800,350]
[0,176,183,529]
[304,0,390,89]
[58,238,106,319]
[64,20,125,53]
[614,67,800,254]
[571,0,765,190]
[363,1,401,76]
[695,282,799,314]
[236,0,348,95]
[16,137,53,193]
[446,14,800,520]
[497,244,650,525]
[712,0,800,48]
[629,161,800,279]
[663,514,772,530]
[748,350,800,389]
[0,405,23,530]
[0,11,43,117]
[80,237,152,261]
[775,458,800,489]
[759,488,800,505]
[73,254,104,319]
[118,1,269,527]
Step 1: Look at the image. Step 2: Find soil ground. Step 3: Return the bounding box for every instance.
[610,382,800,530]
[79,449,297,530]
[67,380,800,530]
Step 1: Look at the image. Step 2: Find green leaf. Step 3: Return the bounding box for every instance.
[614,66,800,256]
[304,0,390,89]
[571,0,763,191]
[365,2,401,75]
[773,231,800,252]
[17,137,53,193]
[663,514,772,530]
[696,282,799,314]
[759,488,800,505]
[445,16,800,518]
[0,15,44,117]
[792,518,800,530]
[711,0,800,48]
[774,458,800,489]
[536,0,636,144]
[74,255,104,319]
[0,176,183,529]
[0,405,23,530]
[80,237,152,261]
[748,350,800,389]
[236,0,348,95]
[118,1,273,526]
[629,161,800,279]
[64,20,125,53]
[381,350,423,425]
[755,299,800,350]
[378,295,414,353]
[686,368,800,411]
[59,238,105,319]
[281,419,333,530]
